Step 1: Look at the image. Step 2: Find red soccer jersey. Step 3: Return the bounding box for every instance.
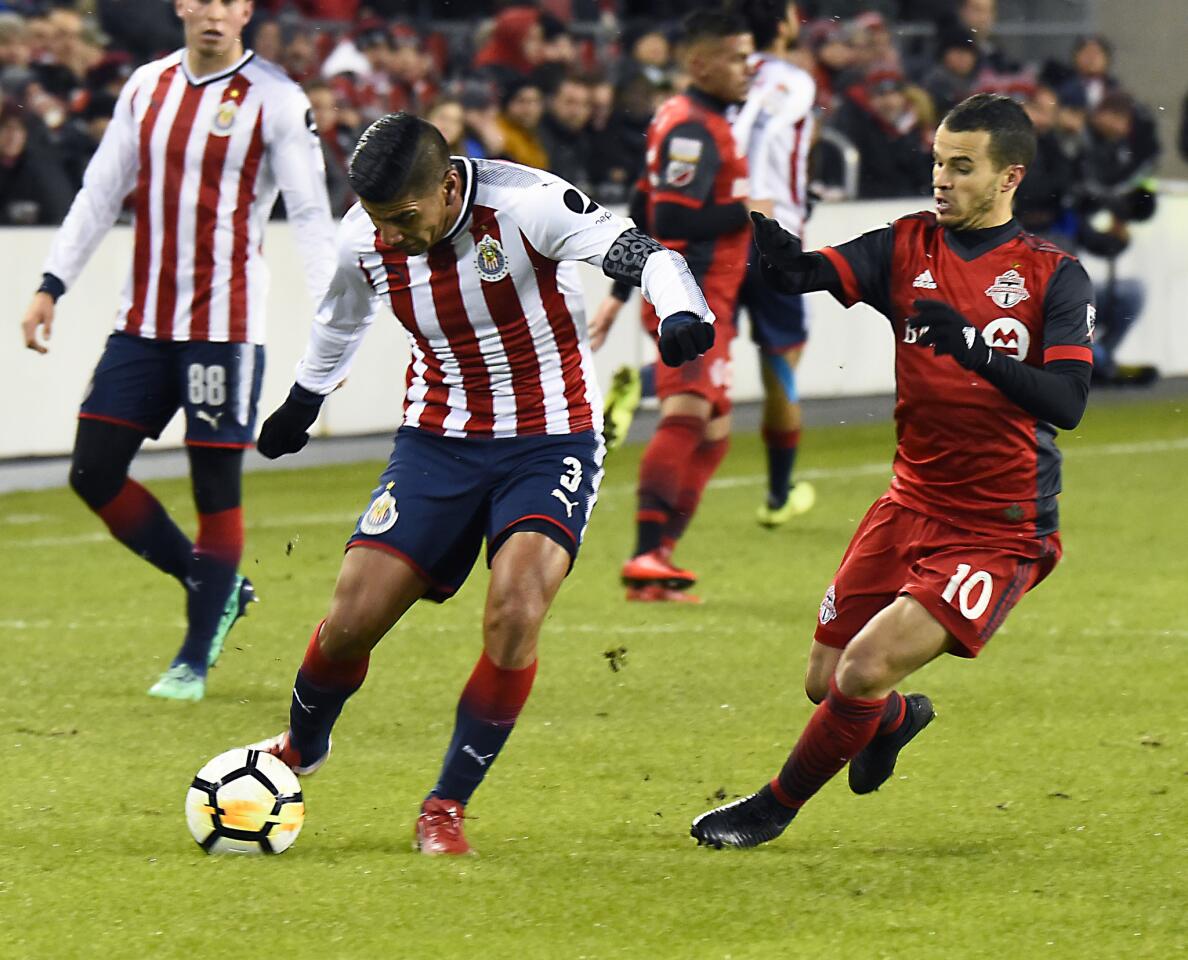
[821,213,1094,541]
[637,88,750,309]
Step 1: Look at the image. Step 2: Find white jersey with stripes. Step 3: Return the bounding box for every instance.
[43,49,335,345]
[732,53,816,237]
[296,157,712,439]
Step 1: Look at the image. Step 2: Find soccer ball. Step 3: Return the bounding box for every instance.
[185,747,305,855]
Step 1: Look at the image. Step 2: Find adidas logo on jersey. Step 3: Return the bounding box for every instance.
[912,269,937,289]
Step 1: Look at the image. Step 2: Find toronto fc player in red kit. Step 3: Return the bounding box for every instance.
[692,93,1095,848]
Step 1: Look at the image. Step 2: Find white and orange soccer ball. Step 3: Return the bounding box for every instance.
[185,748,304,855]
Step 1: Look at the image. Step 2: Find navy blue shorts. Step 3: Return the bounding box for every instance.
[736,245,808,353]
[80,333,265,447]
[348,427,605,602]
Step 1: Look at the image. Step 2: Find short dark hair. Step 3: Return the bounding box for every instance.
[942,93,1036,170]
[727,0,790,52]
[348,112,450,204]
[681,9,748,46]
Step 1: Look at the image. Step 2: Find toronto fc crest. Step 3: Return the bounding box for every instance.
[984,269,1030,309]
[475,234,509,282]
[819,584,837,625]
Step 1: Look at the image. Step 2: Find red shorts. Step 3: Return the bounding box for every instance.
[642,298,737,417]
[814,495,1062,657]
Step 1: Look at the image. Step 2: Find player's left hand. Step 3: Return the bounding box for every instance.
[658,311,714,367]
[256,384,325,459]
[908,299,991,371]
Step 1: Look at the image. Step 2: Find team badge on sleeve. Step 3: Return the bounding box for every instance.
[819,584,837,625]
[360,482,399,535]
[984,269,1030,309]
[475,235,509,282]
[665,135,703,188]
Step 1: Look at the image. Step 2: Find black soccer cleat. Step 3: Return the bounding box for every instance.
[690,784,797,849]
[848,693,935,795]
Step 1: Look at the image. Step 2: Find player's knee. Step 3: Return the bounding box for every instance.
[318,611,379,661]
[834,642,894,698]
[68,455,124,511]
[483,590,547,654]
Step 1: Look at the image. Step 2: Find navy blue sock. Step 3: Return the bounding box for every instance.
[175,552,236,671]
[763,428,800,508]
[288,623,369,763]
[431,653,537,806]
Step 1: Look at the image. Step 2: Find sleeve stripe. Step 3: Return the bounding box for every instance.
[821,246,861,306]
[1044,345,1094,364]
[651,191,704,210]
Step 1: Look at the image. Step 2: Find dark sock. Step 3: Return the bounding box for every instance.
[289,621,369,762]
[95,479,192,581]
[662,436,729,544]
[762,427,800,509]
[432,652,537,805]
[770,676,887,809]
[635,415,704,556]
[174,507,242,671]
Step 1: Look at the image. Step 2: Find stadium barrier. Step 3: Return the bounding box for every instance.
[3,195,1185,459]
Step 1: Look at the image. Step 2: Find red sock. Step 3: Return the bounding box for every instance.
[663,436,729,544]
[460,650,538,725]
[635,414,704,555]
[770,676,888,808]
[876,690,907,736]
[194,506,243,567]
[96,478,192,581]
[301,620,369,689]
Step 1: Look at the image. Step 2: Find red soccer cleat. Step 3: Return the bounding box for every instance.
[248,731,331,776]
[620,549,697,590]
[414,796,474,856]
[625,584,704,603]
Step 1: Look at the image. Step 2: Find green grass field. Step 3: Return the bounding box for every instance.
[2,395,1186,959]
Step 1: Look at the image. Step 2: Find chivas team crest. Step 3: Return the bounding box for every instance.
[212,99,239,137]
[475,234,509,282]
[360,483,399,534]
[984,269,1030,309]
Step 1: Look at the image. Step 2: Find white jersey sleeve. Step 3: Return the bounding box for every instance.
[42,67,145,290]
[293,206,379,395]
[511,173,713,324]
[264,85,336,308]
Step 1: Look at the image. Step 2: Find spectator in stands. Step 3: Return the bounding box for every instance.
[322,21,395,126]
[57,88,117,190]
[538,74,592,189]
[845,12,901,78]
[921,24,979,117]
[0,98,72,224]
[946,0,1016,74]
[458,79,505,159]
[426,95,468,154]
[828,68,931,199]
[96,0,181,63]
[84,50,132,99]
[473,6,543,95]
[496,76,548,168]
[803,18,857,110]
[533,11,580,92]
[389,30,438,115]
[1015,83,1080,245]
[305,77,355,216]
[616,22,671,90]
[281,24,320,84]
[251,17,282,63]
[0,13,31,96]
[586,71,653,203]
[1058,36,1116,112]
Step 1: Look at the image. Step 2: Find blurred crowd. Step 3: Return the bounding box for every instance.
[1,1,1177,223]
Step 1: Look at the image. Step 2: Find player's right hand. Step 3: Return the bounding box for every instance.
[22,293,55,354]
[658,311,714,367]
[256,384,325,459]
[751,211,811,293]
[588,296,623,351]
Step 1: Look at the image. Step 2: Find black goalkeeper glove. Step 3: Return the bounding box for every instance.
[256,384,324,459]
[657,311,715,367]
[908,299,992,371]
[751,211,814,293]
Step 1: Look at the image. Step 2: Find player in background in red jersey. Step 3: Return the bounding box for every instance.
[589,10,753,603]
[692,93,1095,848]
[19,0,336,702]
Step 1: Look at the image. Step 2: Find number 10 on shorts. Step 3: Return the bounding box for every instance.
[941,563,994,620]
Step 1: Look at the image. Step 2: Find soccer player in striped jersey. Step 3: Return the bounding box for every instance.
[730,0,819,527]
[19,0,336,702]
[692,94,1094,848]
[250,113,715,856]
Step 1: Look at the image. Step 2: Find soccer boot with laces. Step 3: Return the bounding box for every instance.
[249,730,332,777]
[620,549,697,591]
[690,784,797,849]
[603,365,642,451]
[756,480,817,528]
[207,575,257,668]
[147,663,205,701]
[848,693,935,795]
[415,796,474,856]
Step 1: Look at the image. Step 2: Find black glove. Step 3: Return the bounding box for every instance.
[751,211,813,293]
[256,384,324,459]
[908,299,992,371]
[657,311,715,367]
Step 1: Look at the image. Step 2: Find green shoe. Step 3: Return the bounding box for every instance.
[148,663,205,701]
[207,576,256,668]
[603,365,642,451]
[757,480,817,528]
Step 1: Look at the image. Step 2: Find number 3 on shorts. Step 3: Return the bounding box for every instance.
[941,563,994,620]
[559,456,582,492]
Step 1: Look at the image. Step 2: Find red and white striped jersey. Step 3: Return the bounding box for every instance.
[732,54,816,237]
[297,157,711,439]
[43,49,336,345]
